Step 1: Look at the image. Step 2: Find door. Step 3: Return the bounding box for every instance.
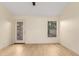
[15,21,24,43]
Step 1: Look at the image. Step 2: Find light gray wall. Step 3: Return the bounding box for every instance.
[0,4,14,49]
[15,16,60,44]
[60,3,79,54]
[60,16,79,55]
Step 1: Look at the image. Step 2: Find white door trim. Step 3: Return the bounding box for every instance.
[15,19,25,43]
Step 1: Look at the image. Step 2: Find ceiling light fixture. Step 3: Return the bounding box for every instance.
[32,2,36,6]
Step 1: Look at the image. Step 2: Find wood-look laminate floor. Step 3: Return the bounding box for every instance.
[0,43,78,56]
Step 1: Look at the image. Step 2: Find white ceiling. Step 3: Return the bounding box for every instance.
[1,2,69,16]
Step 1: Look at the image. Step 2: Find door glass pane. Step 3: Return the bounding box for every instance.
[17,22,23,40]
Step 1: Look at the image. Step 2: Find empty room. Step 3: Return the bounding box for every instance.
[0,2,79,56]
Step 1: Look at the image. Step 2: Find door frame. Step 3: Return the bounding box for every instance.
[15,19,25,43]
